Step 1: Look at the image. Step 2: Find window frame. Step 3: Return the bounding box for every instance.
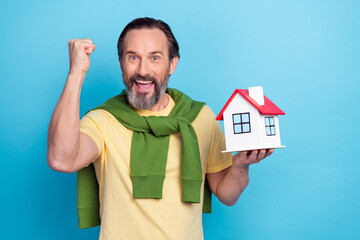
[232,112,251,134]
[265,116,276,136]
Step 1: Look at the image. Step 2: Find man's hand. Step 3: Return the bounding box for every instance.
[232,149,274,169]
[68,38,96,78]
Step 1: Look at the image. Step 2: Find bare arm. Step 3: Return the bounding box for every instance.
[47,39,98,173]
[206,149,274,206]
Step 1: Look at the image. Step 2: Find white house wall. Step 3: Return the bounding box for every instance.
[223,93,261,152]
[259,115,282,148]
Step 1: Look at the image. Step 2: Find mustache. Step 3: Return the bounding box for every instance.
[129,74,157,83]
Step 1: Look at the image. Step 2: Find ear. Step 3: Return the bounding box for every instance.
[169,56,179,75]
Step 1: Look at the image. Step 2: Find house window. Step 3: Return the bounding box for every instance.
[233,113,251,134]
[265,117,276,136]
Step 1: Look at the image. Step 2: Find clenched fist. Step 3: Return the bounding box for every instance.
[68,39,96,77]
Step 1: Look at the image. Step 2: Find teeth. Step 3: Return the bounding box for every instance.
[136,80,153,84]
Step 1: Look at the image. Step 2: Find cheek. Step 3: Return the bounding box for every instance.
[122,60,136,70]
[155,64,170,76]
[122,65,136,77]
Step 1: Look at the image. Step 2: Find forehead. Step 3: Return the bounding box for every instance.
[123,28,168,54]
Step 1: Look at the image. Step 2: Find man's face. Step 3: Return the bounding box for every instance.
[120,28,178,110]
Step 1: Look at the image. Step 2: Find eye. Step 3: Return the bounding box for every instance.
[151,56,160,61]
[128,55,137,61]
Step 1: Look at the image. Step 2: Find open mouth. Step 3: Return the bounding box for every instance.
[134,79,154,91]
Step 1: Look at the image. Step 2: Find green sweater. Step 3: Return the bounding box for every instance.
[77,88,212,229]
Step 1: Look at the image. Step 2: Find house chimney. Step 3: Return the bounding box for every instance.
[248,86,265,105]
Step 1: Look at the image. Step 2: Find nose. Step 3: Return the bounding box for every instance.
[136,59,150,77]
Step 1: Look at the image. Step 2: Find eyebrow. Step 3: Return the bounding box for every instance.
[149,51,164,56]
[124,50,164,56]
[124,50,137,55]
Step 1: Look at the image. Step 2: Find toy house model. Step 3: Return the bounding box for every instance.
[216,86,285,152]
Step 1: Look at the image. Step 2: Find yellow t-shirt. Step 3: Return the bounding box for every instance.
[80,95,232,240]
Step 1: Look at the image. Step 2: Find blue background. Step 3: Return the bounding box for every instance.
[1,0,359,239]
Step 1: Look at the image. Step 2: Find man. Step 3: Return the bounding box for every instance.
[47,17,273,239]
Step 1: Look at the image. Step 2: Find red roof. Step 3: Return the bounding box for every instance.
[216,89,285,121]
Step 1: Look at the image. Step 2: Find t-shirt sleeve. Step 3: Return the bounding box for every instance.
[79,110,105,161]
[196,106,233,173]
[206,118,233,173]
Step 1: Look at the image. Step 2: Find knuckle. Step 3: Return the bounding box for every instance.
[83,38,92,43]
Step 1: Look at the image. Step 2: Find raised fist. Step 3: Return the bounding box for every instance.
[68,39,96,76]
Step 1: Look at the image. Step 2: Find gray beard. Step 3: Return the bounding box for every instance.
[124,73,169,110]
